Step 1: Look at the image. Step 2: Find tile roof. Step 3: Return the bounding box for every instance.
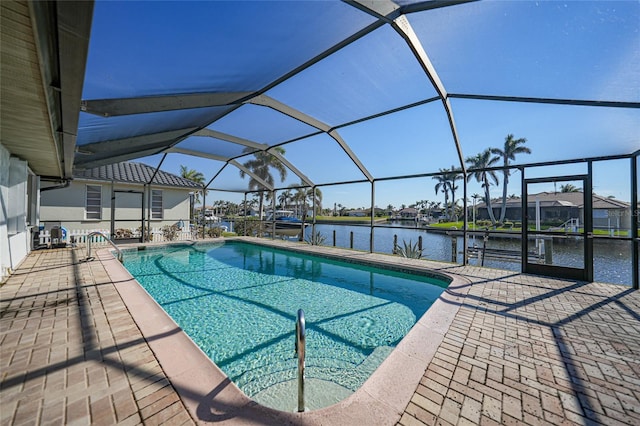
[73,162,202,189]
[479,191,630,209]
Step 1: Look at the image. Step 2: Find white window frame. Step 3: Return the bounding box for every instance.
[151,189,163,220]
[85,185,102,220]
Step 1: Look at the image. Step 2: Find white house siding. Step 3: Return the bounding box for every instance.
[593,208,632,232]
[40,180,192,231]
[0,144,36,280]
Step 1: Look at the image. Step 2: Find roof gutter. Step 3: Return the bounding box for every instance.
[40,179,72,192]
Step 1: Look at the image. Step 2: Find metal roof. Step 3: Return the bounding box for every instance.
[73,161,202,189]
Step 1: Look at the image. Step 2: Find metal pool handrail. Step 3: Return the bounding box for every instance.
[295,308,306,412]
[87,231,123,263]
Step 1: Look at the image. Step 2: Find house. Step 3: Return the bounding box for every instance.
[592,195,632,232]
[40,162,202,236]
[474,192,631,230]
[365,207,386,217]
[399,207,419,219]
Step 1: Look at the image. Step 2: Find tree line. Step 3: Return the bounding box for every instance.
[180,133,533,225]
[432,134,531,225]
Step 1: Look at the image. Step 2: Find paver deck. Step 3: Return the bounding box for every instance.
[1,248,193,425]
[1,241,639,425]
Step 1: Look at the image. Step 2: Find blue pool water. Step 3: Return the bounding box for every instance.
[121,241,449,410]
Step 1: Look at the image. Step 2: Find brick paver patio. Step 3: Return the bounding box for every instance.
[398,266,640,426]
[1,248,193,425]
[1,244,639,425]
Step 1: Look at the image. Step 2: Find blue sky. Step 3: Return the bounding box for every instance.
[81,1,639,210]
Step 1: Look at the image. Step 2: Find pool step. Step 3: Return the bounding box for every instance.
[230,344,395,399]
[252,377,353,412]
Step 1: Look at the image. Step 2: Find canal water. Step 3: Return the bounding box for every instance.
[220,221,633,286]
[311,223,633,287]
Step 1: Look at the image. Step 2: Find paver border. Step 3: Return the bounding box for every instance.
[97,238,471,425]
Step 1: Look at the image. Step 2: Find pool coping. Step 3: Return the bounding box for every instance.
[98,237,471,425]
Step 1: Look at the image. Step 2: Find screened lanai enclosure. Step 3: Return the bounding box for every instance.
[70,1,638,287]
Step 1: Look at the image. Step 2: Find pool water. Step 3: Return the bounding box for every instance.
[121,241,449,411]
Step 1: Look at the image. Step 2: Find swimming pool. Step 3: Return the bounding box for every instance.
[121,241,450,411]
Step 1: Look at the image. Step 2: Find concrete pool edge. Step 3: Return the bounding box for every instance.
[98,238,471,425]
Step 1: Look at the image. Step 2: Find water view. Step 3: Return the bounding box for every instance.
[215,219,633,286]
[306,223,631,286]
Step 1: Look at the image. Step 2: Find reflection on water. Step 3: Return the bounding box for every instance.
[311,223,633,286]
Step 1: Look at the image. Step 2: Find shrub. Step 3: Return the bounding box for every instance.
[161,224,179,241]
[136,226,151,241]
[305,230,326,245]
[115,228,133,238]
[394,239,423,259]
[543,218,565,227]
[233,218,261,236]
[206,227,223,238]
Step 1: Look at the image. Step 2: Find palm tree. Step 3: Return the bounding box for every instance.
[277,189,291,209]
[239,147,287,218]
[179,165,206,204]
[240,199,256,216]
[466,149,500,224]
[471,193,482,229]
[560,183,580,193]
[433,170,451,219]
[303,186,323,219]
[179,165,204,183]
[444,166,462,218]
[414,199,429,215]
[180,165,206,224]
[427,201,439,220]
[229,202,239,215]
[490,134,531,223]
[290,186,306,217]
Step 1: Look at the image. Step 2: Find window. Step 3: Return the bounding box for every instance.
[151,189,163,219]
[86,185,102,220]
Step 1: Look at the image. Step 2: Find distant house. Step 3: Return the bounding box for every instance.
[398,207,418,219]
[365,207,386,217]
[592,195,632,231]
[474,192,631,230]
[343,208,385,218]
[40,162,202,234]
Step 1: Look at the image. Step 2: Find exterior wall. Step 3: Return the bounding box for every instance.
[40,180,192,232]
[475,206,500,221]
[593,208,632,231]
[0,144,34,280]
